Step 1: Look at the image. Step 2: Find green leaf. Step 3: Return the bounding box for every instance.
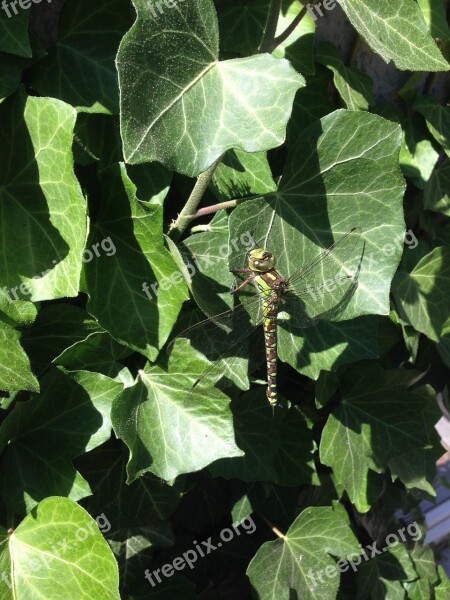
[215,0,315,75]
[84,163,188,361]
[54,332,133,378]
[126,163,173,206]
[0,51,34,101]
[423,157,450,215]
[356,542,418,599]
[118,0,304,176]
[320,365,439,512]
[415,95,450,157]
[215,0,268,54]
[0,497,119,599]
[73,114,123,166]
[210,392,317,485]
[339,0,449,71]
[247,505,360,600]
[279,316,379,380]
[229,110,404,377]
[210,149,276,200]
[315,42,375,111]
[78,446,182,528]
[435,566,450,599]
[0,368,123,513]
[392,247,450,342]
[0,316,38,392]
[417,0,450,40]
[111,342,243,482]
[0,91,87,307]
[436,314,450,367]
[0,8,30,57]
[272,0,315,76]
[174,211,256,320]
[31,0,132,113]
[21,304,102,375]
[399,115,440,189]
[286,67,334,145]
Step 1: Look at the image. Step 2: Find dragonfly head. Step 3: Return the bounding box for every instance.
[247,248,275,272]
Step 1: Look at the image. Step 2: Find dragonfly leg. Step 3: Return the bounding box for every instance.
[230,273,256,294]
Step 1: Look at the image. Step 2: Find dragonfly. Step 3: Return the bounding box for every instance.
[170,227,363,408]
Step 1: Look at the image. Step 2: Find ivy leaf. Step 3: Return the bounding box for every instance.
[229,110,405,378]
[286,67,334,145]
[279,316,379,380]
[315,42,374,111]
[339,0,449,71]
[0,9,30,56]
[320,365,440,512]
[210,392,317,485]
[435,566,450,599]
[0,91,87,308]
[21,304,102,375]
[356,542,418,599]
[215,0,315,75]
[399,115,440,189]
[118,0,304,176]
[111,341,243,482]
[0,50,38,101]
[247,505,360,600]
[210,149,276,201]
[0,497,119,599]
[414,95,450,158]
[0,316,38,392]
[0,368,123,513]
[173,211,251,320]
[424,158,450,216]
[31,0,132,113]
[84,163,188,361]
[392,247,450,342]
[73,114,123,167]
[417,0,450,41]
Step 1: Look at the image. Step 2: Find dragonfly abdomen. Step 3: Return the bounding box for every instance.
[256,270,286,408]
[263,307,278,406]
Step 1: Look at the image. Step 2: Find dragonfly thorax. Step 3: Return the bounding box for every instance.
[247,248,276,272]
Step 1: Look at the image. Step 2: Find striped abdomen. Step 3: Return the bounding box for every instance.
[263,299,278,406]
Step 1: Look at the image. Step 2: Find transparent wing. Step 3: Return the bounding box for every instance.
[168,296,268,397]
[279,227,363,329]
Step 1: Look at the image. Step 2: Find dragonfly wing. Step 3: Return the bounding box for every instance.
[168,298,266,397]
[281,228,363,329]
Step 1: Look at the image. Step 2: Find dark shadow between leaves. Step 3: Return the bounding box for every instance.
[3,368,104,516]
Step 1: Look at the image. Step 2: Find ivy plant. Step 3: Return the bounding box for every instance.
[0,0,450,598]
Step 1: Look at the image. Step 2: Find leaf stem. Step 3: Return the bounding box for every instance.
[270,0,319,52]
[168,157,222,241]
[259,513,286,538]
[194,194,262,219]
[259,0,283,53]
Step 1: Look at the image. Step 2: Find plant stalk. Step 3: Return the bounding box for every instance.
[271,0,320,52]
[258,0,283,53]
[168,157,222,241]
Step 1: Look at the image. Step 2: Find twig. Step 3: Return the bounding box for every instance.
[168,157,222,241]
[259,0,283,53]
[270,0,319,52]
